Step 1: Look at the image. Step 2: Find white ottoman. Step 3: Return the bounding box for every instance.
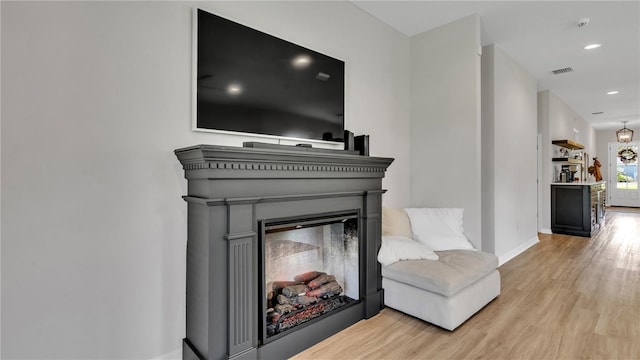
[381,249,500,331]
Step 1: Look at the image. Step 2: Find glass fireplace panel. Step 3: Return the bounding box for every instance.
[262,213,359,339]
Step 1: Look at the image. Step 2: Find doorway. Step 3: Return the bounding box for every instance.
[608,142,640,207]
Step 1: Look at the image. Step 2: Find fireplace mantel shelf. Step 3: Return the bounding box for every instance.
[175,144,394,173]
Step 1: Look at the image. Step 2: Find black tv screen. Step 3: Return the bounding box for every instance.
[195,9,345,142]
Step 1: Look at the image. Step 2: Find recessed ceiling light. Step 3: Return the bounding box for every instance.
[607,91,619,95]
[584,43,602,50]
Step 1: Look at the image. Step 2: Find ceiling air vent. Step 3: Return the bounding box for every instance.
[552,67,573,75]
[592,111,604,115]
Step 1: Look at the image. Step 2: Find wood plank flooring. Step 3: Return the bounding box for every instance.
[292,209,640,359]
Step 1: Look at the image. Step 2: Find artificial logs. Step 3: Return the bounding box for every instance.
[265,271,347,336]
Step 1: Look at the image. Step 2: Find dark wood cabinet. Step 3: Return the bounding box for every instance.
[551,183,606,237]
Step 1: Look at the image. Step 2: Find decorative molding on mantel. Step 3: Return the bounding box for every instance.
[181,161,386,173]
[224,231,258,241]
[174,144,394,174]
[182,190,387,206]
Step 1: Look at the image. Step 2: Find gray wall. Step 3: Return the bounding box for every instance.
[409,14,483,249]
[481,45,539,262]
[0,1,410,358]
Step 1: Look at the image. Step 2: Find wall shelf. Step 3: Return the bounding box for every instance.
[552,139,584,150]
[552,157,582,163]
[552,139,587,182]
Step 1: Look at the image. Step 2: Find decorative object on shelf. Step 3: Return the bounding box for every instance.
[587,152,593,181]
[354,135,369,156]
[573,151,583,161]
[592,157,602,181]
[616,121,634,143]
[343,130,355,151]
[618,147,638,163]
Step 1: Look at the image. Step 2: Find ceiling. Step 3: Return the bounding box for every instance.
[351,1,640,130]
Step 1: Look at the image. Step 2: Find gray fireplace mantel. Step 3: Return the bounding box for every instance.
[175,144,394,360]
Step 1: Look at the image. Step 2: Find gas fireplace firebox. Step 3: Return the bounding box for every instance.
[175,144,393,360]
[261,212,359,342]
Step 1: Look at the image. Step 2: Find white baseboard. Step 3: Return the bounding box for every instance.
[498,236,540,266]
[150,349,181,360]
[539,228,552,234]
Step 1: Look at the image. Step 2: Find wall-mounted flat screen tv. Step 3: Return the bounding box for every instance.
[194,9,345,143]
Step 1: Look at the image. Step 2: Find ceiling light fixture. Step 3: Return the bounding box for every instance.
[584,43,601,50]
[616,121,634,143]
[607,91,619,95]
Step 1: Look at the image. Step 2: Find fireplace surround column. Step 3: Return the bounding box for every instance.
[226,199,258,356]
[175,144,394,360]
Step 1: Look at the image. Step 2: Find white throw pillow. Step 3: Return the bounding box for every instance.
[404,208,474,251]
[377,235,439,266]
[382,207,413,238]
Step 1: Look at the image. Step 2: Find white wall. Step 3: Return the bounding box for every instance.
[409,14,483,249]
[595,129,618,185]
[0,1,410,358]
[589,129,616,181]
[481,44,496,253]
[538,89,596,232]
[481,45,538,262]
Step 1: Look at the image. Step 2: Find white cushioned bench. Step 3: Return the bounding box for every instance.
[379,208,500,331]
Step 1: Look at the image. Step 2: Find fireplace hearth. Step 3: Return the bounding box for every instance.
[175,144,393,360]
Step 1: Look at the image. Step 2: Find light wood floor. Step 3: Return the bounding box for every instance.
[292,209,640,359]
